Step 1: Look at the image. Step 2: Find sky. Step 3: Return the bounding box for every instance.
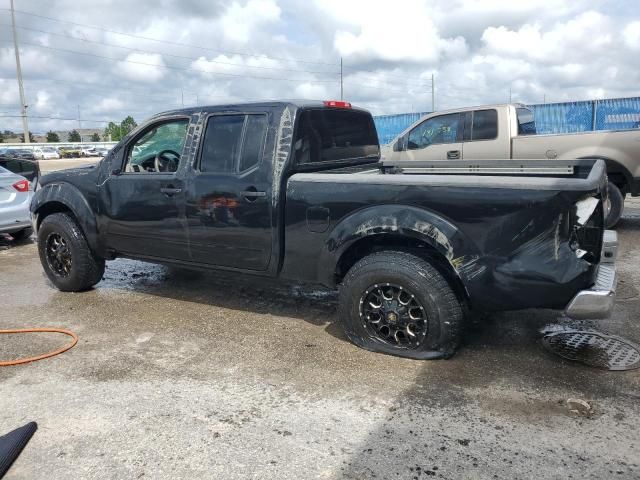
[0,0,639,133]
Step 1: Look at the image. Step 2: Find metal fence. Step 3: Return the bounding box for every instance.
[374,112,430,145]
[373,96,640,144]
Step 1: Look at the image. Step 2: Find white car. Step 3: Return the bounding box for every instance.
[33,147,60,160]
[0,165,33,241]
[80,146,99,157]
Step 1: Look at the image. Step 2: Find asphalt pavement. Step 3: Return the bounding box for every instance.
[0,162,639,479]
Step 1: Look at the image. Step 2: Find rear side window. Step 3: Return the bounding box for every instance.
[294,109,379,164]
[471,109,498,140]
[516,107,537,135]
[200,114,267,173]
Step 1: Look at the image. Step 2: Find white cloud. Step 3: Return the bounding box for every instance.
[623,21,640,50]
[481,11,612,62]
[220,0,281,43]
[117,53,166,82]
[96,97,125,112]
[318,0,466,62]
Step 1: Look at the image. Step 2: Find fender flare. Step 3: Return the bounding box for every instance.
[30,182,99,251]
[578,156,633,192]
[317,204,480,289]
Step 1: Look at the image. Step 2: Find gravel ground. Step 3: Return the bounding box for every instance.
[0,166,639,479]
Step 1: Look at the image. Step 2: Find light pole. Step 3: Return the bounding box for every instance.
[10,0,29,143]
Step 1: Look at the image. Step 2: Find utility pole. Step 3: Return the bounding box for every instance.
[10,0,29,143]
[340,57,343,101]
[77,104,82,142]
[509,86,512,103]
[431,73,435,112]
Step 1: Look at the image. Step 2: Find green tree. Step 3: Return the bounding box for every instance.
[104,122,122,141]
[46,131,60,142]
[120,116,137,136]
[2,130,13,136]
[19,131,35,142]
[68,129,81,142]
[0,132,4,143]
[90,132,101,142]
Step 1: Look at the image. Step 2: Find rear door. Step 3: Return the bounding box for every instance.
[461,108,509,159]
[184,112,272,270]
[401,113,463,161]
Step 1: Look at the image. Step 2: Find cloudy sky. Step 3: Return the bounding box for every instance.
[0,0,639,133]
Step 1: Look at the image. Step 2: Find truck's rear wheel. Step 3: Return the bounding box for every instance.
[37,213,105,292]
[338,251,463,359]
[605,182,624,228]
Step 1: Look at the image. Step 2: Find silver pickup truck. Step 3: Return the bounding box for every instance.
[382,103,640,227]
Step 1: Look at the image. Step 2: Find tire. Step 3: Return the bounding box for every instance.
[37,212,105,292]
[10,227,32,242]
[338,251,464,360]
[605,182,624,228]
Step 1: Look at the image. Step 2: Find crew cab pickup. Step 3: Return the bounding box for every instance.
[383,103,640,227]
[31,100,617,359]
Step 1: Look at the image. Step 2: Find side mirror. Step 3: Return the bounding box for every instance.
[393,135,407,152]
[110,168,122,175]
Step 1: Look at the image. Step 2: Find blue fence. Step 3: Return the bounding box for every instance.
[373,96,640,144]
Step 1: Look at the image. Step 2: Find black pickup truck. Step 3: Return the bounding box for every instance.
[31,100,618,359]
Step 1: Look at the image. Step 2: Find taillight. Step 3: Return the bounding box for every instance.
[12,180,29,192]
[323,100,352,108]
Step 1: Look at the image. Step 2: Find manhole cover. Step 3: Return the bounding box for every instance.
[542,331,640,371]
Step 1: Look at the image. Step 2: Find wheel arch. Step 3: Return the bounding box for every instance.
[319,204,478,302]
[577,155,633,194]
[31,183,99,252]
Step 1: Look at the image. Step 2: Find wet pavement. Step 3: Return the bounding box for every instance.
[1,194,640,478]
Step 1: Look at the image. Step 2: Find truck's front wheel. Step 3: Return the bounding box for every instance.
[37,213,105,292]
[605,182,624,228]
[338,251,463,360]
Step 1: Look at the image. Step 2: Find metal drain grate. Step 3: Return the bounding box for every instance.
[542,331,640,371]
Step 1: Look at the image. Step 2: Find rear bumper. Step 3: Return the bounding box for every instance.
[564,230,618,319]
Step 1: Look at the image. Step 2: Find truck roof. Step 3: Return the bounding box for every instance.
[150,100,370,119]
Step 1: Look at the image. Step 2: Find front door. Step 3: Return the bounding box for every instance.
[184,113,273,270]
[100,116,191,260]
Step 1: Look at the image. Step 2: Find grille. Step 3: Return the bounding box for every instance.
[542,330,640,371]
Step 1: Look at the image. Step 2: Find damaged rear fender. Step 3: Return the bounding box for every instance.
[319,204,479,290]
[31,182,99,252]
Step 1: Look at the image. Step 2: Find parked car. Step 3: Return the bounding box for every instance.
[4,148,37,161]
[94,146,111,157]
[383,103,640,227]
[0,165,33,241]
[33,147,60,160]
[80,146,98,157]
[0,156,40,187]
[58,146,82,158]
[30,100,617,360]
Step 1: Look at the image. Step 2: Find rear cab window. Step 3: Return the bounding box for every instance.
[516,107,537,135]
[293,108,379,166]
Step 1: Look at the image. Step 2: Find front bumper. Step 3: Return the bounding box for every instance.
[565,230,618,319]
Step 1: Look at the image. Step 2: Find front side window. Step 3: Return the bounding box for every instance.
[125,118,189,173]
[199,114,268,173]
[471,109,498,140]
[408,113,461,149]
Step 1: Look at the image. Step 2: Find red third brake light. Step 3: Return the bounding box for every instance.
[12,180,29,192]
[323,100,352,108]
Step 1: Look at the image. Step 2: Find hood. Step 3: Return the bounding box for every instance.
[39,164,97,187]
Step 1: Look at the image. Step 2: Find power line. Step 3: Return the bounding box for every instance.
[0,39,339,84]
[0,23,340,76]
[0,7,338,67]
[0,8,437,88]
